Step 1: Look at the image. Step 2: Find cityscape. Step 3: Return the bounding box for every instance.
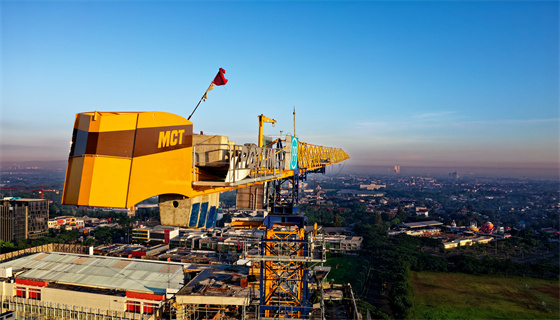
[0,161,558,319]
[1,1,558,320]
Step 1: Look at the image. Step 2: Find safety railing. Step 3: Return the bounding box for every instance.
[192,140,349,185]
[192,143,286,185]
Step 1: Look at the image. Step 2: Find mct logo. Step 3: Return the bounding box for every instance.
[290,136,298,170]
[158,129,186,148]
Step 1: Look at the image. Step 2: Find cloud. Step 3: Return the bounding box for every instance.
[412,111,460,121]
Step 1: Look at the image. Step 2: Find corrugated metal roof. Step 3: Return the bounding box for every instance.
[402,220,443,228]
[72,256,90,265]
[32,253,49,261]
[0,252,185,294]
[113,260,131,269]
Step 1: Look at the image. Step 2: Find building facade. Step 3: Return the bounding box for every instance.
[24,200,49,239]
[324,235,363,253]
[0,199,48,242]
[132,225,179,244]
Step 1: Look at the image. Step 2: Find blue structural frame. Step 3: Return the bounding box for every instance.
[188,203,200,227]
[205,206,217,228]
[197,202,209,228]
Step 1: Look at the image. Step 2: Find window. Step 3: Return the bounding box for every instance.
[15,287,26,298]
[28,288,41,300]
[143,302,158,314]
[151,233,165,240]
[126,301,141,313]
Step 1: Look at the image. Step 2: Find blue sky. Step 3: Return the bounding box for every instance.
[1,0,558,170]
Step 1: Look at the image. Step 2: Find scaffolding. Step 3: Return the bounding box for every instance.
[258,228,325,319]
[1,296,152,320]
[172,303,248,320]
[230,171,325,320]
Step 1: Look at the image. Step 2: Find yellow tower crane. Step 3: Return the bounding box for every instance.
[61,110,349,319]
[62,111,348,226]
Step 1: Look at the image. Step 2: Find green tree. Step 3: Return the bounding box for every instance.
[381,212,391,222]
[396,205,407,222]
[374,211,383,226]
[95,227,115,244]
[0,240,16,253]
[17,239,29,250]
[83,238,96,246]
[333,214,342,227]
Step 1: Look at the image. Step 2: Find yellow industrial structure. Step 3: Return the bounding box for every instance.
[61,110,349,319]
[62,111,348,227]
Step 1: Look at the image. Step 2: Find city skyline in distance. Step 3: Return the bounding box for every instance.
[1,160,557,181]
[1,1,558,176]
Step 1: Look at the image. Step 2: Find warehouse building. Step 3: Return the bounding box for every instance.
[0,252,186,319]
[388,220,444,237]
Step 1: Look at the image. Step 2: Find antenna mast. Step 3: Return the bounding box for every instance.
[293,107,296,137]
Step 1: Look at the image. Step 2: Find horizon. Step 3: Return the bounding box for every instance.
[1,159,558,181]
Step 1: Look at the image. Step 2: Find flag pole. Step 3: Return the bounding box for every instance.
[188,83,213,121]
[187,68,227,121]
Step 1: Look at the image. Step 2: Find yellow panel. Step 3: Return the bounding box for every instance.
[77,156,95,205]
[87,157,132,208]
[98,113,138,132]
[126,148,192,207]
[62,157,85,205]
[136,112,192,129]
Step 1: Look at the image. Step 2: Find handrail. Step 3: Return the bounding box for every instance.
[192,140,349,185]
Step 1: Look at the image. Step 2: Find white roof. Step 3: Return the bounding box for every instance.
[0,252,184,295]
[402,221,443,228]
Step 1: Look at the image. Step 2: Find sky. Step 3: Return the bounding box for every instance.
[1,0,558,174]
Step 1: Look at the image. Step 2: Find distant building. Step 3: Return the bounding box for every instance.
[415,207,430,217]
[337,189,384,197]
[0,198,48,242]
[324,235,363,253]
[443,236,493,249]
[47,220,57,229]
[0,202,25,243]
[132,225,180,244]
[359,183,386,190]
[48,215,84,230]
[93,243,169,258]
[389,221,443,237]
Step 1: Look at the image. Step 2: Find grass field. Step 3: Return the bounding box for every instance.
[323,255,370,293]
[410,271,560,319]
